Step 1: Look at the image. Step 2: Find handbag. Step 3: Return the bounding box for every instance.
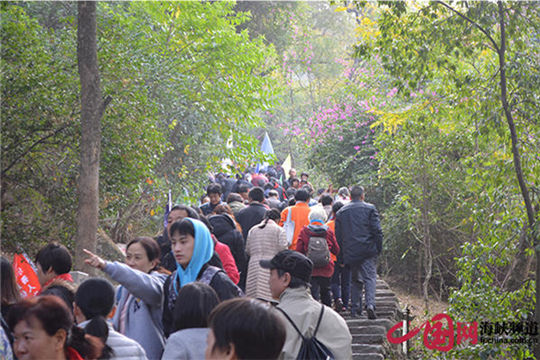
[283,207,295,246]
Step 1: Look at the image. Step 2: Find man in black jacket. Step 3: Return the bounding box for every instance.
[335,185,383,319]
[235,186,268,290]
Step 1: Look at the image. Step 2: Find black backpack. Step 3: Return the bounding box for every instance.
[277,305,335,360]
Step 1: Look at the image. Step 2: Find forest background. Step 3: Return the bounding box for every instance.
[1,1,539,358]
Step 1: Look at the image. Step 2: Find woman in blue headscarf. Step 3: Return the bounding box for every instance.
[162,218,242,337]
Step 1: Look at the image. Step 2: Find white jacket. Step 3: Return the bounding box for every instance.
[79,320,147,360]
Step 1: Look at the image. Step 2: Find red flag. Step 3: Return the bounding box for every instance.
[13,253,41,298]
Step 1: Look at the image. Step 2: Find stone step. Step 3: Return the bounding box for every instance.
[348,325,387,335]
[352,333,385,344]
[344,313,397,323]
[375,292,396,297]
[339,305,397,313]
[353,353,384,360]
[344,311,396,319]
[338,301,398,309]
[352,344,385,354]
[347,318,394,331]
[347,279,402,359]
[376,297,398,303]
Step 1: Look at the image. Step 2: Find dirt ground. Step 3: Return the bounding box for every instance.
[384,276,449,327]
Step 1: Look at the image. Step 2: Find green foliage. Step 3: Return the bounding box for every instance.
[260,3,358,168]
[350,1,539,357]
[1,3,80,252]
[376,109,475,291]
[1,1,282,252]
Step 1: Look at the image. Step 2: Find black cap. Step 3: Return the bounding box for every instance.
[260,250,313,282]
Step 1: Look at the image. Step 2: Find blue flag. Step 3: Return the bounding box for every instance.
[258,132,274,171]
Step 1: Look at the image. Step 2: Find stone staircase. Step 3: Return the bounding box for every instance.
[342,279,402,360]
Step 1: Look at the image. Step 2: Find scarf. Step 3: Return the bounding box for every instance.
[173,218,214,294]
[66,347,84,360]
[38,273,73,294]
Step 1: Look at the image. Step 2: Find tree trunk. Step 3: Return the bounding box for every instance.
[420,140,432,313]
[496,2,538,357]
[75,1,103,274]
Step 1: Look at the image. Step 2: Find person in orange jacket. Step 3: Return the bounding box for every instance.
[279,189,311,250]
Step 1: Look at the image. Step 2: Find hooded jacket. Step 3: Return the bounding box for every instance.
[208,214,247,275]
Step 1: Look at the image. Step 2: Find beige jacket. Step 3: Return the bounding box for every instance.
[276,287,352,360]
[245,219,288,301]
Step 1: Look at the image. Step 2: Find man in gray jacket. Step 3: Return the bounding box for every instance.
[260,250,352,359]
[74,278,148,360]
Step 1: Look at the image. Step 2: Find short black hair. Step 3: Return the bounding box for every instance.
[285,188,296,199]
[207,183,223,196]
[320,194,333,206]
[35,243,72,275]
[226,193,244,203]
[301,184,313,194]
[170,218,195,238]
[208,298,286,360]
[350,185,365,200]
[173,282,219,332]
[75,278,115,319]
[248,187,265,202]
[332,201,345,214]
[294,189,309,202]
[40,285,75,313]
[238,184,250,194]
[127,237,161,266]
[170,205,200,220]
[276,268,310,289]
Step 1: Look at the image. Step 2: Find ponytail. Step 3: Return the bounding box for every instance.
[258,209,281,229]
[67,325,102,360]
[258,217,271,229]
[84,316,114,359]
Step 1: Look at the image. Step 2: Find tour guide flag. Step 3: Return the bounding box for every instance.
[282,154,292,179]
[163,189,172,228]
[256,132,275,172]
[13,252,41,297]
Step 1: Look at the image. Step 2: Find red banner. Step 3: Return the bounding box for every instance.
[12,253,41,298]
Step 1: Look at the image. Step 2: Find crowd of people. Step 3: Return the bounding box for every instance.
[0,166,383,360]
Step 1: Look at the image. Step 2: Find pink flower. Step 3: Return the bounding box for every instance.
[354,145,360,151]
[386,87,398,97]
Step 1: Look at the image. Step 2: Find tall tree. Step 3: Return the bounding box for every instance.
[349,1,538,357]
[76,1,108,272]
